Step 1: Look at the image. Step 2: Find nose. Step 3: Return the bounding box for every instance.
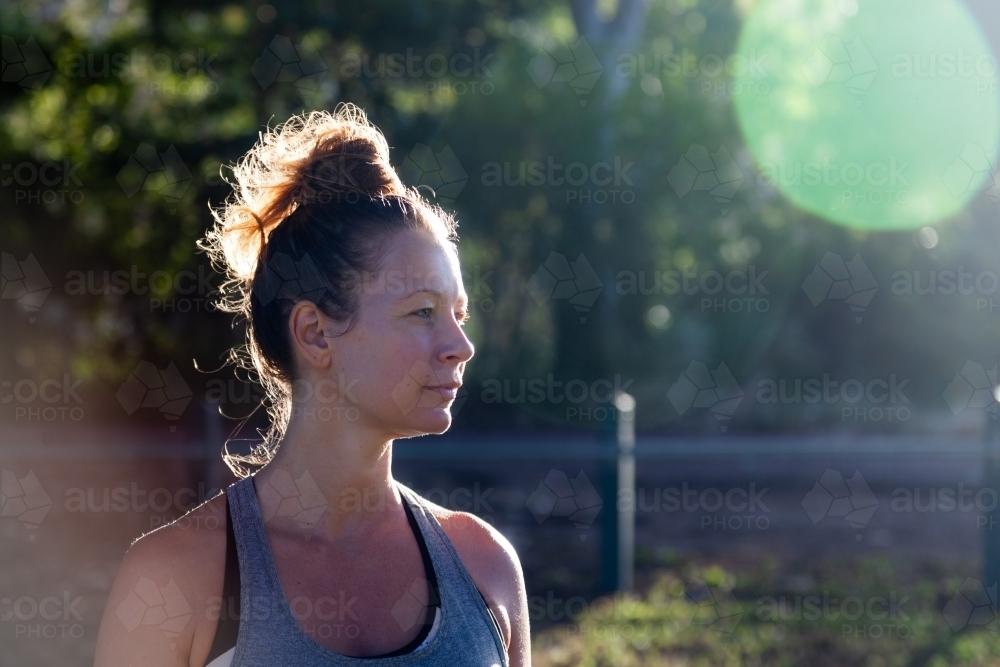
[439,316,475,366]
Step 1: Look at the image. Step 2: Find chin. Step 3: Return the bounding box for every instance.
[394,408,453,438]
[417,407,453,434]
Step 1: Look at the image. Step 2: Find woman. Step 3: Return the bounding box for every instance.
[94,104,530,666]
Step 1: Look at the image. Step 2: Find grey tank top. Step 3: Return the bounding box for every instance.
[220,475,508,666]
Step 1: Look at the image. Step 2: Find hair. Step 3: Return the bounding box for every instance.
[200,103,458,478]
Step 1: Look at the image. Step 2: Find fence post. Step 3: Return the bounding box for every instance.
[984,405,1000,588]
[600,392,636,592]
[615,391,636,591]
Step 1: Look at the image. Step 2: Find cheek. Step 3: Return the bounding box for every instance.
[385,338,450,418]
[347,329,433,408]
[376,330,427,375]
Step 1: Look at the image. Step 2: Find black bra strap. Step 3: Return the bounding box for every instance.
[402,495,441,606]
[364,493,441,659]
[395,490,505,652]
[206,494,241,664]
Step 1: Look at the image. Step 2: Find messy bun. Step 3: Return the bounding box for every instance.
[200,103,457,477]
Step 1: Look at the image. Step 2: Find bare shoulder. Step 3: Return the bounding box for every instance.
[426,501,522,581]
[417,495,531,666]
[94,491,229,667]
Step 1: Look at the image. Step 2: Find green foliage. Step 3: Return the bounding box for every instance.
[3,0,998,430]
[533,558,997,667]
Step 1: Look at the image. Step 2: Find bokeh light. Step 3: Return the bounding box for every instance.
[733,0,1000,230]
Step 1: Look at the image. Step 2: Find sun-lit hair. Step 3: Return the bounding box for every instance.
[199,103,457,477]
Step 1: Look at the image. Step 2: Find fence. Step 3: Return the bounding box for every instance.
[0,395,994,594]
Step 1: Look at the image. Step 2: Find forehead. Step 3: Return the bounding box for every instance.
[376,227,464,296]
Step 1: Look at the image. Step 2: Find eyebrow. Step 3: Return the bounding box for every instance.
[400,289,469,306]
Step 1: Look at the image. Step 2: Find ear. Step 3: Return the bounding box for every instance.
[288,301,333,370]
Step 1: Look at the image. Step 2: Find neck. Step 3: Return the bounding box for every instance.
[252,405,402,540]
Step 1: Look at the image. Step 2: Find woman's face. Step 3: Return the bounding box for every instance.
[322,226,475,439]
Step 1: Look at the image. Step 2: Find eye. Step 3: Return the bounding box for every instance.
[456,310,470,326]
[413,307,433,318]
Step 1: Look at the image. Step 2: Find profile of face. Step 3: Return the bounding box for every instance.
[288,227,475,440]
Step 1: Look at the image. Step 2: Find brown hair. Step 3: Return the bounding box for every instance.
[200,103,457,477]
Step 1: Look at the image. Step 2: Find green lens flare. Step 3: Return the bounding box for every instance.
[732,0,1000,230]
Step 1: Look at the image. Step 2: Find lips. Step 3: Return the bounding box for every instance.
[425,382,461,399]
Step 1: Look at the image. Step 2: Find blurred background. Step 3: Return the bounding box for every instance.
[4,0,1000,664]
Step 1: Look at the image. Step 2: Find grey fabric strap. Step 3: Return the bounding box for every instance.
[220,475,508,666]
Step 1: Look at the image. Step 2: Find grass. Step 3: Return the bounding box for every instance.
[531,554,1000,667]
